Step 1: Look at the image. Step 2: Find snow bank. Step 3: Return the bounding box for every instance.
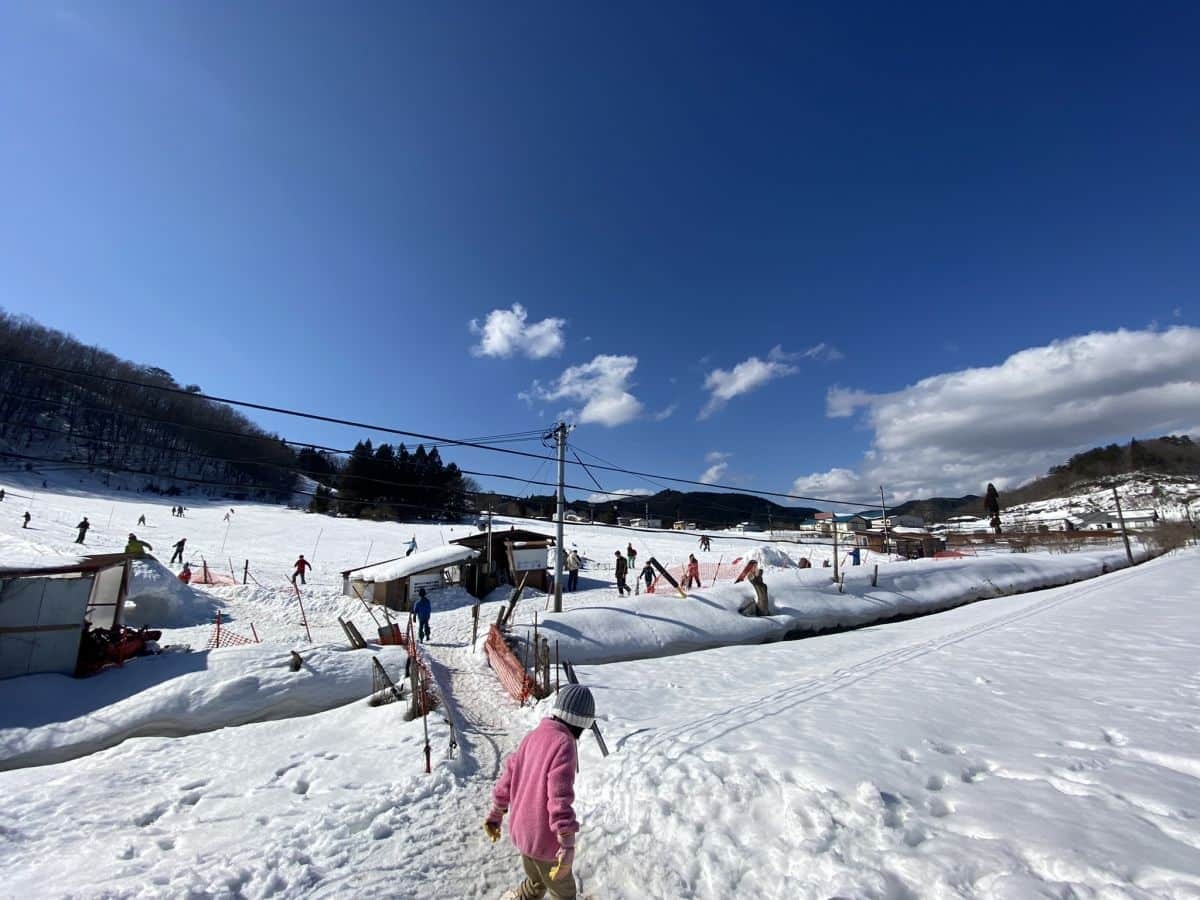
[0,643,411,770]
[744,544,796,568]
[568,549,1200,899]
[122,557,217,627]
[515,546,1143,665]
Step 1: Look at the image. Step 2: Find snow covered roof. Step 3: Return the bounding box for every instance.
[345,545,480,583]
[0,534,86,574]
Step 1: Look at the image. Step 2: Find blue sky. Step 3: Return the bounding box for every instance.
[2,2,1198,505]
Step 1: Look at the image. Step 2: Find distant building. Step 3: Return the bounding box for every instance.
[629,517,662,529]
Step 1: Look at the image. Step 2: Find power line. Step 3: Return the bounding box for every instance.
[0,356,880,508]
[2,448,847,550]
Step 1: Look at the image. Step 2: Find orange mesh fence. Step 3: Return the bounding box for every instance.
[207,611,260,649]
[484,624,536,703]
[405,622,439,713]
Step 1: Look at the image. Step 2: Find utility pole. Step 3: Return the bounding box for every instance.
[880,485,890,559]
[553,422,570,613]
[1112,487,1134,567]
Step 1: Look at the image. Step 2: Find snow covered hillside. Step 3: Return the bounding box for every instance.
[2,472,1198,898]
[1002,471,1200,528]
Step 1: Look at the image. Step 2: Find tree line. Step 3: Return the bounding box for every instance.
[0,309,477,519]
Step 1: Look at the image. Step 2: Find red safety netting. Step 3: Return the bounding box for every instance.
[484,623,536,704]
[405,622,439,713]
[207,611,260,649]
[190,562,238,586]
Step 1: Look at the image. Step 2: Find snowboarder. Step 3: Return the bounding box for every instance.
[484,684,595,900]
[413,587,432,641]
[137,514,146,526]
[223,511,231,523]
[170,538,186,564]
[699,534,711,552]
[75,517,90,544]
[683,553,701,589]
[640,560,656,594]
[178,563,192,584]
[22,511,30,528]
[291,554,311,586]
[565,550,581,592]
[125,533,152,555]
[405,536,418,557]
[0,488,5,501]
[626,542,637,573]
[984,483,1002,535]
[614,551,630,596]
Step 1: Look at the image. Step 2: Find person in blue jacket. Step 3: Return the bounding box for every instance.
[413,587,432,641]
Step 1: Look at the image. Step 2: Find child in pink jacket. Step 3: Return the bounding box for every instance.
[485,684,595,900]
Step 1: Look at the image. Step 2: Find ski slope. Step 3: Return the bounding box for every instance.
[2,473,1198,898]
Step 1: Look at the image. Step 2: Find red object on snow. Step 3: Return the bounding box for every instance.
[934,550,969,559]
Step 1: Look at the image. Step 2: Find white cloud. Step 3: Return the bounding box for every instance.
[699,451,731,485]
[652,404,677,422]
[793,327,1200,501]
[585,488,653,503]
[469,303,566,359]
[802,342,844,362]
[699,345,800,419]
[522,354,644,427]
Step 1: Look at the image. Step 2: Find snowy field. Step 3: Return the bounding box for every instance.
[2,472,1198,898]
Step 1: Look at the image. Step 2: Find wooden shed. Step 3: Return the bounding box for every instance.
[0,554,132,679]
[341,545,480,612]
[451,527,556,598]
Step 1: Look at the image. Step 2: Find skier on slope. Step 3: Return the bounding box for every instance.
[413,587,432,641]
[565,550,581,592]
[614,550,630,596]
[125,533,152,555]
[75,517,90,544]
[405,536,418,557]
[984,483,1002,535]
[484,684,595,900]
[170,538,186,564]
[683,553,701,589]
[640,560,656,594]
[291,554,311,586]
[22,511,30,529]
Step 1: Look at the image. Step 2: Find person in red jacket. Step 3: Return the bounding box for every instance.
[291,554,312,585]
[683,553,701,589]
[178,563,192,584]
[484,684,595,900]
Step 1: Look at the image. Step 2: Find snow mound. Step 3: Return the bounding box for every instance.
[746,545,796,568]
[123,557,217,627]
[0,534,83,571]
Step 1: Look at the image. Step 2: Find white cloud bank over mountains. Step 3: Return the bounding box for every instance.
[793,326,1200,502]
[699,451,731,484]
[469,304,566,359]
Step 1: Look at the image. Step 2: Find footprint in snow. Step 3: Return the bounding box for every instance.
[1102,728,1129,746]
[925,774,947,792]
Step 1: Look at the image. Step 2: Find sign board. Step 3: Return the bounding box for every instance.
[510,546,550,573]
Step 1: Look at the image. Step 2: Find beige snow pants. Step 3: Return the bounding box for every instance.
[515,854,577,900]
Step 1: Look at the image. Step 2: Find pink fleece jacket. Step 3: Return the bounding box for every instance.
[492,717,579,861]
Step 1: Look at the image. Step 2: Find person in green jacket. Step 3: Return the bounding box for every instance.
[125,533,152,555]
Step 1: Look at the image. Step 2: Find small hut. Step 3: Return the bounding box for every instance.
[451,527,556,598]
[341,545,480,612]
[0,554,132,679]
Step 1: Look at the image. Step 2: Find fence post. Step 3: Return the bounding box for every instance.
[871,564,878,588]
[832,525,839,582]
[471,602,480,651]
[243,559,249,584]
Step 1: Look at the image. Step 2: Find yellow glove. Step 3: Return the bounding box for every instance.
[548,833,576,880]
[483,806,506,843]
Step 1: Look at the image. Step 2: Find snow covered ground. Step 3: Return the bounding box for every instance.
[2,472,1198,898]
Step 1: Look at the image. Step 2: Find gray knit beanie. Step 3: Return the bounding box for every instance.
[552,684,595,730]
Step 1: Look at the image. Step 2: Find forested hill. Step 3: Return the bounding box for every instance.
[888,435,1200,521]
[0,310,298,499]
[0,310,479,519]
